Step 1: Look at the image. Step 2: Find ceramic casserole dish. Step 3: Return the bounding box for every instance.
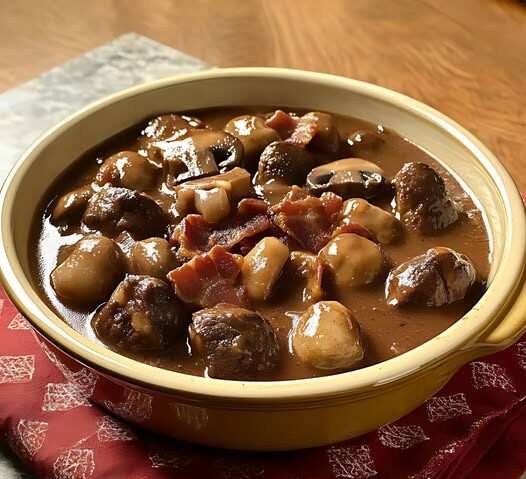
[1,68,525,450]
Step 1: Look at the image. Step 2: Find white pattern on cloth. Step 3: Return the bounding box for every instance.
[471,361,516,392]
[378,424,429,449]
[0,355,35,384]
[7,313,31,330]
[426,393,472,423]
[9,419,48,459]
[327,444,377,478]
[53,449,95,479]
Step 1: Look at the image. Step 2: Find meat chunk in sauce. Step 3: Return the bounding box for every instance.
[95,151,159,191]
[393,162,459,233]
[51,235,124,305]
[92,275,187,352]
[385,247,477,307]
[292,301,364,371]
[189,304,279,379]
[82,185,167,239]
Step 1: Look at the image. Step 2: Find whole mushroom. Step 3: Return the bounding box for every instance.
[51,235,125,305]
[224,115,280,171]
[96,151,159,191]
[306,158,388,199]
[292,301,364,370]
[319,233,386,292]
[257,141,316,185]
[340,198,402,244]
[52,185,94,224]
[128,238,178,278]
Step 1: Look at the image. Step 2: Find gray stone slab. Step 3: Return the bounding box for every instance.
[0,32,209,478]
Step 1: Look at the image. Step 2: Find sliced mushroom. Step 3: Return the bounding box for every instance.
[319,233,385,292]
[393,162,459,233]
[51,235,125,305]
[163,130,244,186]
[189,304,280,379]
[241,237,289,301]
[224,115,280,170]
[194,187,231,223]
[306,158,388,199]
[385,246,477,307]
[174,167,251,217]
[92,275,187,352]
[257,141,316,185]
[341,198,402,244]
[95,151,159,191]
[51,185,94,224]
[292,301,364,370]
[128,237,178,278]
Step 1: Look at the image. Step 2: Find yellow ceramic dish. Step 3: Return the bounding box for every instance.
[1,68,525,450]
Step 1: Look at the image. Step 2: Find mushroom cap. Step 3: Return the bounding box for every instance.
[306,158,388,199]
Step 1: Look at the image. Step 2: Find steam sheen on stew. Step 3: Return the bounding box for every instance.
[30,107,491,381]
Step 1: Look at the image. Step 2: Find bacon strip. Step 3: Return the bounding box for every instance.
[171,200,272,257]
[265,110,298,139]
[286,113,318,147]
[271,188,343,253]
[265,111,321,149]
[167,245,247,307]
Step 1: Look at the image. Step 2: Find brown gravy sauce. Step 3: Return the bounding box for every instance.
[29,107,491,380]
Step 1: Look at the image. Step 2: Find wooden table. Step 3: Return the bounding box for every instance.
[1,0,525,188]
[0,2,525,476]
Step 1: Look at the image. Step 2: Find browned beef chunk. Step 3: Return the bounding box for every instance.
[82,186,167,239]
[189,304,280,379]
[92,275,187,352]
[393,162,459,233]
[385,247,477,307]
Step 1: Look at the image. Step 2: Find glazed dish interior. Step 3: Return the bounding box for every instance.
[28,106,491,381]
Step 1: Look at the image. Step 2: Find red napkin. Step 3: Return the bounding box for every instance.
[1,287,525,479]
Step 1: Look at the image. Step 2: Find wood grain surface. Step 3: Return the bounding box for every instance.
[0,0,525,187]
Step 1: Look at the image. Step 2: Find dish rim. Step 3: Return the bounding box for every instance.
[1,67,525,402]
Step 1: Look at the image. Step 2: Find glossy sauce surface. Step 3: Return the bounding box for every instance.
[29,107,491,380]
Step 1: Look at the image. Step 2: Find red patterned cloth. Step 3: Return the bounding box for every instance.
[0,287,525,479]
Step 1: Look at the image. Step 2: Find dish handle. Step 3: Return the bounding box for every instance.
[476,272,526,349]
